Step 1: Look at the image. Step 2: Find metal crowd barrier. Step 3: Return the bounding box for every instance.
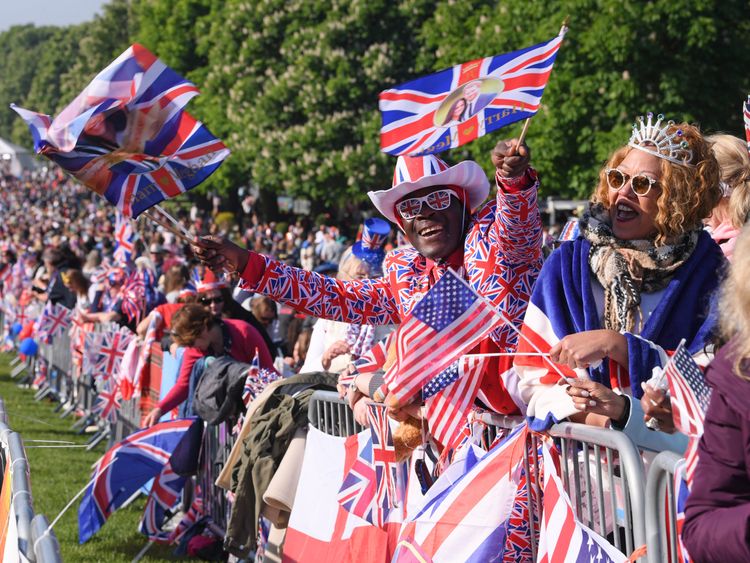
[31,515,62,563]
[0,400,62,563]
[199,421,237,535]
[645,450,683,563]
[306,390,646,560]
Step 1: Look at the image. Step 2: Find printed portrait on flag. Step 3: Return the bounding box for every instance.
[379,30,565,156]
[435,78,504,127]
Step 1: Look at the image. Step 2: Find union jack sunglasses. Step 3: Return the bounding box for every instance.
[396,188,461,220]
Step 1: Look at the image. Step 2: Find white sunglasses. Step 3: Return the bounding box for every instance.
[396,188,461,220]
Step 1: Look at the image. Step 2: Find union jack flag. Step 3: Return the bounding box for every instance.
[94,381,122,423]
[242,350,281,406]
[663,342,711,484]
[91,329,133,380]
[338,332,396,388]
[379,29,566,156]
[78,417,201,543]
[744,94,750,152]
[113,212,135,265]
[139,461,187,542]
[367,404,407,525]
[536,439,626,563]
[337,430,376,525]
[384,269,502,405]
[11,43,229,218]
[36,301,72,343]
[169,487,204,544]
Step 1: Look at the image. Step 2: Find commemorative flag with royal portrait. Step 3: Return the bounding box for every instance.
[11,43,229,218]
[379,27,566,156]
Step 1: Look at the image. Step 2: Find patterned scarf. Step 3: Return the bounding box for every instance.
[579,203,700,333]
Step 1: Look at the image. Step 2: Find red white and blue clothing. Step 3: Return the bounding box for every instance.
[515,230,723,433]
[240,170,543,414]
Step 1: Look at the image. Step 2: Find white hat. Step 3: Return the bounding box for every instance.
[367,154,489,224]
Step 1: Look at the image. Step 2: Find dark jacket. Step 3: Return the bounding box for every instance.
[683,339,750,562]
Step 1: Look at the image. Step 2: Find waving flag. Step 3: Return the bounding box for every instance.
[367,404,408,524]
[120,271,147,323]
[537,439,626,563]
[90,329,133,380]
[242,350,282,406]
[394,424,528,562]
[113,212,135,265]
[379,28,566,156]
[384,269,502,406]
[337,429,377,524]
[11,43,229,218]
[78,417,202,543]
[664,343,711,485]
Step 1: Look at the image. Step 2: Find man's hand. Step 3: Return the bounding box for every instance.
[191,236,249,273]
[549,329,628,370]
[491,138,531,178]
[566,379,627,422]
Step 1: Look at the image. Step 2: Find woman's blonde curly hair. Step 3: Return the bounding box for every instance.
[591,122,722,245]
[719,224,750,380]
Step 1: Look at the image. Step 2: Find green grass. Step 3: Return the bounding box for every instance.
[0,353,188,562]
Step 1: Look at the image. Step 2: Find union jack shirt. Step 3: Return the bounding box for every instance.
[241,171,542,412]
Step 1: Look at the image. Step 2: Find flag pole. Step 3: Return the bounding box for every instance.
[142,209,194,244]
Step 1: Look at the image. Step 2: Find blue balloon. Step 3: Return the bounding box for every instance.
[19,338,38,357]
[11,322,23,336]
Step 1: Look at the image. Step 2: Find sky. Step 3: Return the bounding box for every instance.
[1,0,108,32]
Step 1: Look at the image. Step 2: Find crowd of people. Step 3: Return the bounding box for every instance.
[2,110,750,561]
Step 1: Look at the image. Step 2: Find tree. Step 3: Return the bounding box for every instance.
[197,0,438,215]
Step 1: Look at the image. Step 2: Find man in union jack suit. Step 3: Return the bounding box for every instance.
[195,138,542,418]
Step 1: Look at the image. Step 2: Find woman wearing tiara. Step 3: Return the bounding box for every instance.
[514,113,724,450]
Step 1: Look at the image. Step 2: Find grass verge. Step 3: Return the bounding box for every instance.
[0,352,186,562]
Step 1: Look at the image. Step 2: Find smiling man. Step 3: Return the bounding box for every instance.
[194,140,542,416]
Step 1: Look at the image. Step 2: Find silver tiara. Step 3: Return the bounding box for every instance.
[628,112,694,167]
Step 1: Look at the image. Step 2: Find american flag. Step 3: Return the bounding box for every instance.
[78,417,201,543]
[139,461,186,543]
[367,403,407,525]
[379,29,566,156]
[384,268,501,406]
[536,439,626,563]
[663,343,711,484]
[11,44,229,218]
[744,95,750,152]
[94,381,122,423]
[113,212,135,265]
[425,356,487,450]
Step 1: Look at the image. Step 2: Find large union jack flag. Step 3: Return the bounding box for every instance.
[78,417,201,543]
[337,429,377,525]
[384,268,502,406]
[11,43,229,218]
[367,404,408,526]
[379,29,566,156]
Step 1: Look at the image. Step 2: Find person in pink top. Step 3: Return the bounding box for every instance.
[142,303,275,426]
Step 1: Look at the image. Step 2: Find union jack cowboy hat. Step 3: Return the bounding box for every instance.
[368,154,489,224]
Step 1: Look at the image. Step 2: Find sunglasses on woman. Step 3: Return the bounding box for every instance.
[396,188,460,221]
[605,168,660,197]
[200,296,224,305]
